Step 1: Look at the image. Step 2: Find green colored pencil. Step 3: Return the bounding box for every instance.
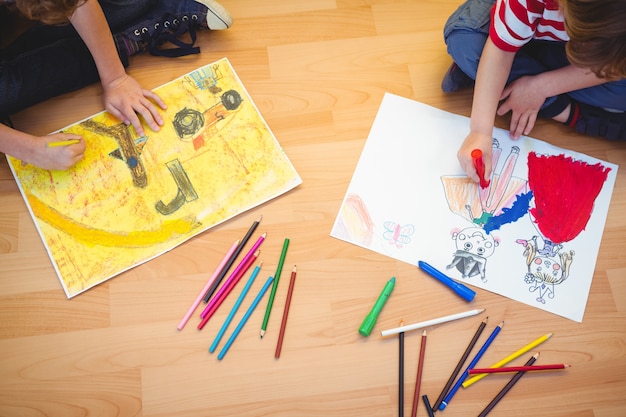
[260,238,289,338]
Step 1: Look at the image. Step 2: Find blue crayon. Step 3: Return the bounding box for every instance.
[418,261,476,302]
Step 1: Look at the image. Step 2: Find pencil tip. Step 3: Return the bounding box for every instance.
[292,265,297,272]
[260,330,265,338]
[257,215,263,221]
[423,330,427,336]
[533,352,540,358]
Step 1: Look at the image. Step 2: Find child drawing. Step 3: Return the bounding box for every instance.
[516,236,575,304]
[446,226,499,282]
[383,222,415,248]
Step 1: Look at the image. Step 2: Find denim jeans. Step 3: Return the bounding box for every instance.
[0,0,157,117]
[443,0,626,112]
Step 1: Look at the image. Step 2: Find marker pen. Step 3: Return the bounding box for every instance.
[359,277,396,336]
[471,148,490,189]
[418,261,475,302]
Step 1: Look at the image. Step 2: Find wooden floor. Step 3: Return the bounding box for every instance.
[2,1,626,416]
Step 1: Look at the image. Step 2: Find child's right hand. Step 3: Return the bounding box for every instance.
[32,133,86,171]
[457,131,493,183]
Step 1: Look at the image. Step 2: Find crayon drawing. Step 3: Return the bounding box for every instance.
[331,94,617,322]
[7,58,302,298]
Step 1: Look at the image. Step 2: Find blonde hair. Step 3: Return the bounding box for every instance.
[561,0,626,79]
[16,0,84,25]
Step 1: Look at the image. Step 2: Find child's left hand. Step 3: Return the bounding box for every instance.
[497,75,546,140]
[102,73,167,136]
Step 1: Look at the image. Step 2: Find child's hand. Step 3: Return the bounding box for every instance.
[457,131,493,183]
[102,74,167,136]
[497,75,546,140]
[29,133,86,171]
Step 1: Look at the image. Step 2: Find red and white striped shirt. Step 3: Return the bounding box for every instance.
[490,0,569,52]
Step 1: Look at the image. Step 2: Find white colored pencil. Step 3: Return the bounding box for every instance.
[380,309,485,337]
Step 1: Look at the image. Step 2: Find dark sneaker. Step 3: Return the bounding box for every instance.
[121,0,233,57]
[194,0,233,30]
[568,100,626,141]
[441,62,474,93]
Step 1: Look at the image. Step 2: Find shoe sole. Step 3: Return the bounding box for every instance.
[194,0,234,30]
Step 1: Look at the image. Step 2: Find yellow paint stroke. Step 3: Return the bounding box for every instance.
[27,191,200,248]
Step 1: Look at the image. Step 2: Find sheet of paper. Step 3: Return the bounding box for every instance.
[332,93,618,322]
[8,58,302,298]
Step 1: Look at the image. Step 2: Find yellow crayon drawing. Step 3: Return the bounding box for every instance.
[7,58,302,297]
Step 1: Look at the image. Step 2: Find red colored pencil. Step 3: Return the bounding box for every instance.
[411,330,427,417]
[274,265,297,359]
[468,364,570,374]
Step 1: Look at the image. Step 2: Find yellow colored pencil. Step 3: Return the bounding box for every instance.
[47,139,81,147]
[462,332,553,388]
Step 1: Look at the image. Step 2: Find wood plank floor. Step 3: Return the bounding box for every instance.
[2,1,626,416]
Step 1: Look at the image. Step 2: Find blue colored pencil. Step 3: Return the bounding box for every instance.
[439,321,504,411]
[209,262,262,353]
[217,276,274,360]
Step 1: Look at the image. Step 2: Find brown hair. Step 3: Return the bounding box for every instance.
[16,0,84,25]
[561,0,626,79]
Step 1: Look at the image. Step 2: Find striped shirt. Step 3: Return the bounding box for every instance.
[490,0,569,52]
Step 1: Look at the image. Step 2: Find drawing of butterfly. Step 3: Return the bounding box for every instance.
[383,222,415,248]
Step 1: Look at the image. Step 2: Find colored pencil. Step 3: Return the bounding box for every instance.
[399,321,405,417]
[274,265,298,359]
[210,261,262,353]
[381,309,485,337]
[462,332,553,388]
[200,232,266,319]
[411,330,427,417]
[177,239,239,330]
[422,395,435,417]
[477,353,538,417]
[260,237,290,338]
[47,139,81,147]
[469,364,569,374]
[217,276,274,360]
[202,215,262,302]
[432,316,488,410]
[439,321,504,411]
[197,249,260,329]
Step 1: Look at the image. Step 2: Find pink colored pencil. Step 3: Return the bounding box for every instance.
[176,239,239,330]
[197,233,266,328]
[197,249,259,327]
[468,364,570,374]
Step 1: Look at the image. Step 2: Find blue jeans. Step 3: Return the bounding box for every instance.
[0,0,157,117]
[443,0,626,113]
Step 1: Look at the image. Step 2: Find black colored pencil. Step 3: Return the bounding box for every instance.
[422,395,435,417]
[432,316,488,411]
[202,215,262,303]
[478,353,538,416]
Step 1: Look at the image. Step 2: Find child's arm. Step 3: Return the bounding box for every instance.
[0,124,85,170]
[458,38,515,183]
[69,0,166,136]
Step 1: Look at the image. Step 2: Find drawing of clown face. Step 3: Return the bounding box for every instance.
[446,226,499,282]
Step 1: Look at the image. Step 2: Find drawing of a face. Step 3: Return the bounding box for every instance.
[453,227,498,258]
[446,227,499,282]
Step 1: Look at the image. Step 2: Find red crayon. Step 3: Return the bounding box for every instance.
[471,148,490,189]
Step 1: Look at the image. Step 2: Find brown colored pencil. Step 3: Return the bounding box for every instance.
[432,316,488,410]
[477,353,539,416]
[411,330,427,417]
